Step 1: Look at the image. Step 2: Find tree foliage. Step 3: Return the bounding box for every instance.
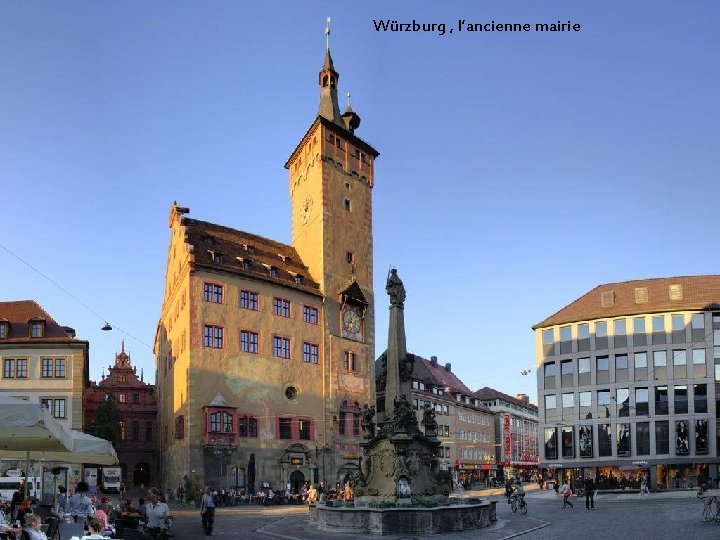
[87,394,121,444]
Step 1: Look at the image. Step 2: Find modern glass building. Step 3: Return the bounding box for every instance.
[534,276,720,491]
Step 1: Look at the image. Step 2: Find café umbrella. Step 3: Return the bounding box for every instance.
[247,453,256,495]
[0,395,74,497]
[0,429,120,465]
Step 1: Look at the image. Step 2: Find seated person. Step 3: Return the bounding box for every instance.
[137,498,147,519]
[96,497,112,516]
[80,518,105,539]
[23,514,47,540]
[120,499,137,515]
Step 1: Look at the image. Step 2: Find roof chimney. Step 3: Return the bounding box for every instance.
[430,356,438,366]
[444,362,451,372]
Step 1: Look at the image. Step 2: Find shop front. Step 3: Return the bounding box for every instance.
[456,462,497,488]
[656,462,708,490]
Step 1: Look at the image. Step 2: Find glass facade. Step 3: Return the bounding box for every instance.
[538,305,718,491]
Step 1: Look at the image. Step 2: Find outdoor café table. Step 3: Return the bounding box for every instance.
[0,524,21,539]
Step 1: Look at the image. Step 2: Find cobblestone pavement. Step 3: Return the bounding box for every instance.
[164,490,720,539]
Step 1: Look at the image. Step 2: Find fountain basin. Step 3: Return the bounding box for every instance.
[311,500,496,535]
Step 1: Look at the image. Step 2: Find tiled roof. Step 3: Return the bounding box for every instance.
[284,116,379,169]
[472,386,538,412]
[0,300,83,344]
[340,280,368,305]
[533,275,720,329]
[182,217,322,296]
[413,356,473,395]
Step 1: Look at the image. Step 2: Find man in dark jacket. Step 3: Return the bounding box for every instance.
[584,476,595,510]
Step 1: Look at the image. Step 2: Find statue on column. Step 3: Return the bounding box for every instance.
[422,402,438,437]
[361,404,376,439]
[386,268,406,307]
[393,395,418,433]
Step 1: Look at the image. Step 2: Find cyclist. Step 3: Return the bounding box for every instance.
[512,479,526,505]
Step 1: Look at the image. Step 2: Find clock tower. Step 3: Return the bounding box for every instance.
[285,39,379,455]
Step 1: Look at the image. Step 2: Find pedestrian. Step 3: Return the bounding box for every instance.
[145,487,170,540]
[640,476,650,495]
[200,487,216,535]
[561,480,573,508]
[584,476,595,510]
[67,481,93,524]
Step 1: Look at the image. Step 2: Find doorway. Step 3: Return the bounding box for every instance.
[289,470,305,494]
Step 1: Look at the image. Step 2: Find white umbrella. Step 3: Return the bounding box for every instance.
[0,395,75,497]
[0,427,118,465]
[0,395,73,452]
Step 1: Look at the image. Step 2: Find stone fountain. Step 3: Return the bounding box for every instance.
[311,269,496,535]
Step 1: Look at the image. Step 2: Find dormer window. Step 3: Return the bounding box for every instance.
[278,254,290,264]
[262,263,279,277]
[295,275,303,284]
[203,236,214,246]
[0,322,8,339]
[242,244,255,255]
[207,250,223,264]
[237,257,252,271]
[29,319,45,338]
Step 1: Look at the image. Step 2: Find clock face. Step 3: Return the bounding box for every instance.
[299,196,313,225]
[343,307,362,334]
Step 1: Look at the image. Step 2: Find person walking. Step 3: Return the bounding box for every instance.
[200,486,216,535]
[561,480,574,508]
[145,487,170,540]
[584,476,595,510]
[67,481,93,524]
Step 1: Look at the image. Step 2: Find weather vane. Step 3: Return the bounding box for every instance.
[347,92,351,108]
[325,16,331,50]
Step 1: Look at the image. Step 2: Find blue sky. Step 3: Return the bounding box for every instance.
[1,1,718,402]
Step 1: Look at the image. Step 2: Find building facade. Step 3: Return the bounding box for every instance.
[377,355,497,486]
[473,387,539,481]
[84,342,158,487]
[535,276,720,491]
[0,300,89,497]
[154,45,378,492]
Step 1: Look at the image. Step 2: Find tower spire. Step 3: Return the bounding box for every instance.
[318,17,343,126]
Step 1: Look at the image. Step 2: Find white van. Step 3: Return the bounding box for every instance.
[0,477,41,502]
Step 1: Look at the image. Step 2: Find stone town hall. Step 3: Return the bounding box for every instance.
[154,41,379,493]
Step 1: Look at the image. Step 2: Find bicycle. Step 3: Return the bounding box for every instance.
[509,494,528,515]
[700,495,720,523]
